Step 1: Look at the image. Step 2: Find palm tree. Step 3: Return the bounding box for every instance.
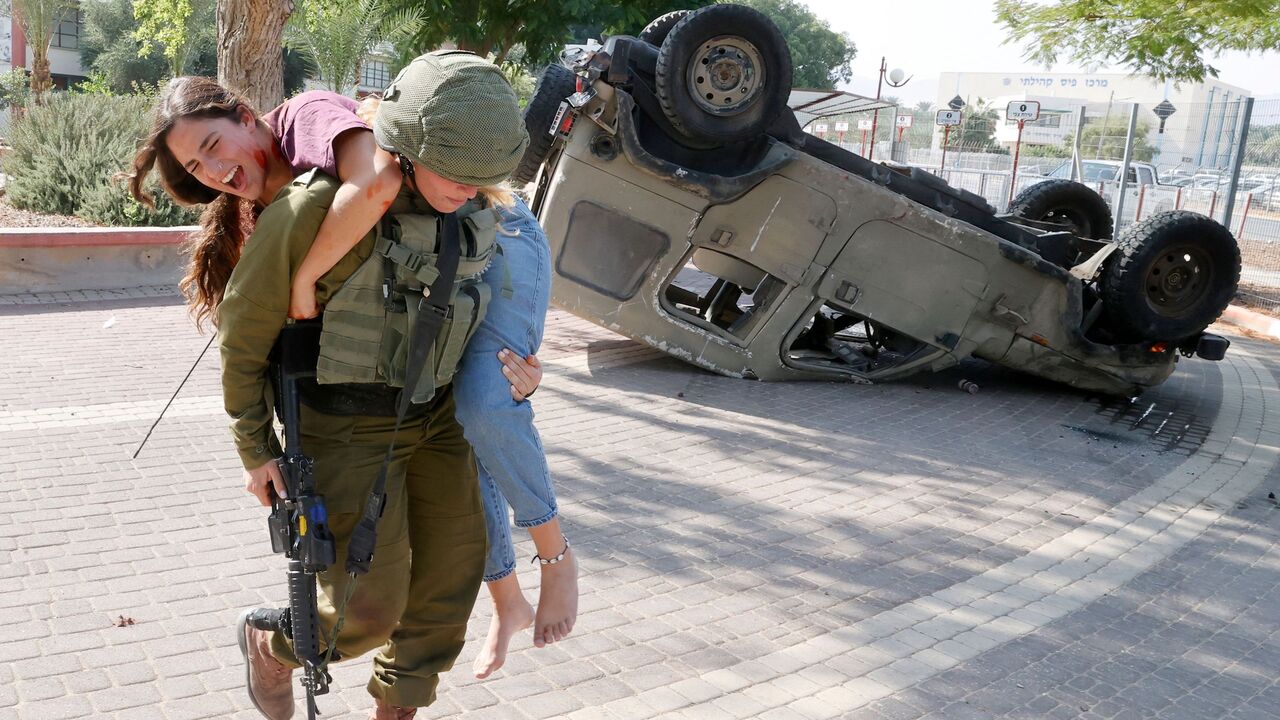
[286,0,425,95]
[958,97,1002,152]
[11,0,74,103]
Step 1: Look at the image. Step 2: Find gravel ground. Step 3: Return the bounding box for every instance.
[0,196,98,227]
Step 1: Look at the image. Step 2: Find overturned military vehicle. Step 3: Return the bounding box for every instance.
[516,4,1240,395]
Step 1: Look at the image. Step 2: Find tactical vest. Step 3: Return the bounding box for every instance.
[316,193,500,404]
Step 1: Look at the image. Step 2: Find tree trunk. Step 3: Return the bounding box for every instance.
[217,0,293,113]
[30,52,51,103]
[457,38,494,59]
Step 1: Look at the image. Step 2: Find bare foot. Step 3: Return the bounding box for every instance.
[473,578,534,679]
[533,547,578,648]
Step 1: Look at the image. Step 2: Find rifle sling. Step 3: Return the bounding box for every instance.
[343,211,462,577]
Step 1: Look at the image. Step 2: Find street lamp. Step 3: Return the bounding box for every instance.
[868,57,912,161]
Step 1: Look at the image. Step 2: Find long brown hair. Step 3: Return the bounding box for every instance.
[128,77,262,330]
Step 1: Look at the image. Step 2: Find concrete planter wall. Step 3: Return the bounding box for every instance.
[0,226,196,294]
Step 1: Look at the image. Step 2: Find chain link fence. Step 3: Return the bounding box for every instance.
[814,96,1280,316]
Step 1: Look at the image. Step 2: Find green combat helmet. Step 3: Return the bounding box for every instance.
[373,50,530,187]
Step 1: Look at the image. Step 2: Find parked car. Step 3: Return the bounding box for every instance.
[516,4,1239,395]
[1048,159,1165,187]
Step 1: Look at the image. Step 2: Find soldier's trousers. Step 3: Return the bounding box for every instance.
[268,387,487,708]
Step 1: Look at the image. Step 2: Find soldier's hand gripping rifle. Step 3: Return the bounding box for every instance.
[245,319,337,720]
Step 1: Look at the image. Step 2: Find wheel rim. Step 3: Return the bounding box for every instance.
[686,36,765,116]
[1040,206,1091,237]
[1144,244,1213,316]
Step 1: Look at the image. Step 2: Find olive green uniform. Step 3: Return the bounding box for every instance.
[218,172,486,708]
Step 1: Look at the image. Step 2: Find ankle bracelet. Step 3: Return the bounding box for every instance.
[532,535,570,565]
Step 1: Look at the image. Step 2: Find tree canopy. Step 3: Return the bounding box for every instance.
[1246,124,1280,167]
[132,0,214,77]
[81,0,172,93]
[995,0,1280,82]
[382,0,711,69]
[737,0,855,89]
[954,98,1005,153]
[1066,118,1158,162]
[286,0,422,94]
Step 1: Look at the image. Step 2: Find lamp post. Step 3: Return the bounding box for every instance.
[868,57,911,161]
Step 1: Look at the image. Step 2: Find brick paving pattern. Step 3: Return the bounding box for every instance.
[1,287,1277,720]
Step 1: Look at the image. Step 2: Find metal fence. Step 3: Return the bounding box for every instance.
[817,97,1280,315]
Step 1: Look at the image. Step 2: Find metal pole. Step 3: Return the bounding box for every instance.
[1071,106,1086,181]
[1217,97,1242,167]
[868,56,885,161]
[1221,96,1254,229]
[1237,194,1253,239]
[1112,103,1139,230]
[1008,119,1025,209]
[1195,87,1216,166]
[940,125,951,174]
[1207,91,1232,168]
[1096,90,1114,157]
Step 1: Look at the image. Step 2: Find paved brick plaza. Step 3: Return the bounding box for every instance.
[1,288,1278,720]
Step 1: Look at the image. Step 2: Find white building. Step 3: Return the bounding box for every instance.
[936,71,1253,170]
[0,5,90,87]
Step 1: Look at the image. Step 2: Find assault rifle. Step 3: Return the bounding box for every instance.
[245,319,336,720]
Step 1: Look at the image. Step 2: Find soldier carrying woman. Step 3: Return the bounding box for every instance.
[129,52,578,719]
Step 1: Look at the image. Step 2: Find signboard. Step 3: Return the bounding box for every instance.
[1006,100,1041,121]
[935,110,962,126]
[815,123,828,133]
[857,119,874,130]
[834,121,850,132]
[1152,100,1177,134]
[895,115,913,128]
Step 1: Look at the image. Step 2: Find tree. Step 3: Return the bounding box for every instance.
[216,0,292,112]
[0,67,32,112]
[1066,118,1158,162]
[956,98,1005,153]
[286,0,422,94]
[1246,125,1280,167]
[384,0,711,70]
[995,0,1280,82]
[133,0,216,77]
[737,0,855,89]
[11,0,74,103]
[82,0,169,92]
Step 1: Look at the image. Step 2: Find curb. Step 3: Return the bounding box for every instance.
[0,226,196,247]
[1219,304,1280,341]
[0,226,196,295]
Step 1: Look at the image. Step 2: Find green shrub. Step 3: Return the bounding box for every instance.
[5,92,197,227]
[0,66,31,111]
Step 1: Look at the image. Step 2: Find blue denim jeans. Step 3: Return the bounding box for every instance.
[452,197,556,581]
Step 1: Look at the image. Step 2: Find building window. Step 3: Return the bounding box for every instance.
[361,61,391,90]
[50,7,84,50]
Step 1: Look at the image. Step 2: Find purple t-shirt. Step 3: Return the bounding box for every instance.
[264,90,368,178]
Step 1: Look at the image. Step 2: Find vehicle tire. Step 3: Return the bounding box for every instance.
[638,10,689,47]
[1009,179,1113,239]
[510,64,579,185]
[1100,211,1240,342]
[655,3,792,146]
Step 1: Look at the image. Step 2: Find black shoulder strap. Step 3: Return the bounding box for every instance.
[344,212,462,575]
